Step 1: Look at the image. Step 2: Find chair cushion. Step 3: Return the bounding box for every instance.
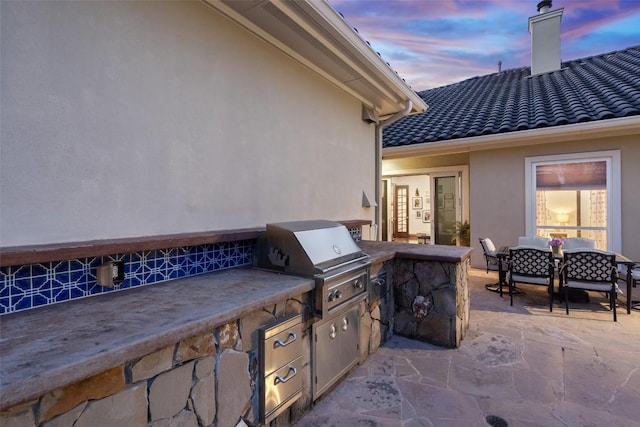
[481,238,496,254]
[564,280,613,292]
[517,236,549,248]
[563,238,597,250]
[511,274,549,285]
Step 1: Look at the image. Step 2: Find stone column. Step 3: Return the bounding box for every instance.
[393,258,470,348]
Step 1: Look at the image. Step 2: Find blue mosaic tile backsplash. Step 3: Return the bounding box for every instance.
[0,226,363,315]
[0,240,255,315]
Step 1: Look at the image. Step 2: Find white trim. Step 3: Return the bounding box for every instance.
[203,0,427,116]
[524,150,621,252]
[382,165,469,243]
[382,165,467,177]
[382,116,640,158]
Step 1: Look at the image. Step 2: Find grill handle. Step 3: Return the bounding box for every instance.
[274,366,297,384]
[274,332,297,348]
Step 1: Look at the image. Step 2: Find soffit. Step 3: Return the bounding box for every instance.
[203,0,427,118]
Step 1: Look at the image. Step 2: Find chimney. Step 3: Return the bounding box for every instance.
[528,0,563,75]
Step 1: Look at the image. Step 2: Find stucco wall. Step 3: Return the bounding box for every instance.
[470,138,640,267]
[0,1,376,247]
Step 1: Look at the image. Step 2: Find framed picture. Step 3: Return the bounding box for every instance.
[422,211,431,222]
[412,197,423,210]
[416,210,422,218]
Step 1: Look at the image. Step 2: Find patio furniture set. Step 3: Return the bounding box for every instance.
[479,236,638,322]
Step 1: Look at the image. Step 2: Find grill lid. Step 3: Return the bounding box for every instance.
[256,220,368,276]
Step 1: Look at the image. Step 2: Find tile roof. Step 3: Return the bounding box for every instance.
[383,45,640,147]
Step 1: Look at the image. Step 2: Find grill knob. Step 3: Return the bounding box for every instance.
[334,290,342,299]
[353,278,363,289]
[328,291,336,302]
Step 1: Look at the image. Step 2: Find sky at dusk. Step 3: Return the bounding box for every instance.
[328,0,640,91]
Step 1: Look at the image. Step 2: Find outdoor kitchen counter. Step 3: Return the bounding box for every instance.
[0,268,314,411]
[359,240,473,264]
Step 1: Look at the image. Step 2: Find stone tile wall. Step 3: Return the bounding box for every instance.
[393,257,470,348]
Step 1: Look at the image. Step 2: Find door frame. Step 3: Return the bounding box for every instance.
[393,184,409,238]
[383,166,469,243]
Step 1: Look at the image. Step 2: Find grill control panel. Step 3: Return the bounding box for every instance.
[316,268,369,317]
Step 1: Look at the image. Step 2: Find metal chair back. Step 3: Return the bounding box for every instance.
[561,250,617,321]
[508,246,555,310]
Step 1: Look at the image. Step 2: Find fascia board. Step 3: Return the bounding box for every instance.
[269,0,398,102]
[382,116,640,159]
[298,0,427,113]
[202,0,373,107]
[203,0,426,116]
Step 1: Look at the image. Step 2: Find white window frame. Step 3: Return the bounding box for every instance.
[524,150,621,253]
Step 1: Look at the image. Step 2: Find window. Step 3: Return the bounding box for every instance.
[525,151,621,252]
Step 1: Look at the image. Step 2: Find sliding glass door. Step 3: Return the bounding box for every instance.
[432,174,459,245]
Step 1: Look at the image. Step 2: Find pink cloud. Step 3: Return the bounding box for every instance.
[328,0,640,90]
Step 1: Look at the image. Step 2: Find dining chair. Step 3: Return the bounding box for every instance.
[563,237,597,250]
[517,236,549,248]
[561,250,618,321]
[507,246,555,310]
[479,237,506,293]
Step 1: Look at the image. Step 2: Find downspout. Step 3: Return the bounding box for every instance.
[374,100,412,240]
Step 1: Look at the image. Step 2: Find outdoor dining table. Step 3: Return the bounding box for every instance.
[616,254,637,314]
[495,247,636,314]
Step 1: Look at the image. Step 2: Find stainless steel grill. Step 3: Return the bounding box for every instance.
[256,220,370,400]
[255,219,370,318]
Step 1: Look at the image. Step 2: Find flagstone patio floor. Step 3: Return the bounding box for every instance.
[295,268,640,427]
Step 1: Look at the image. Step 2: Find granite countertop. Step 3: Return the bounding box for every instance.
[0,241,472,410]
[0,268,314,410]
[359,240,473,264]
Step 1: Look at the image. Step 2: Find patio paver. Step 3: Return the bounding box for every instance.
[296,268,640,427]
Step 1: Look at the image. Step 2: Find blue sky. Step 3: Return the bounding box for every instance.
[328,0,640,90]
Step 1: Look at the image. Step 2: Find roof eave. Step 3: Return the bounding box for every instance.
[203,0,427,117]
[382,116,640,159]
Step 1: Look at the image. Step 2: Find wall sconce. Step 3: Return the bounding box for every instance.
[362,191,377,208]
[556,212,569,224]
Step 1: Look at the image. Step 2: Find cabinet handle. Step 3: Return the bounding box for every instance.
[274,332,297,348]
[341,317,349,331]
[274,366,297,385]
